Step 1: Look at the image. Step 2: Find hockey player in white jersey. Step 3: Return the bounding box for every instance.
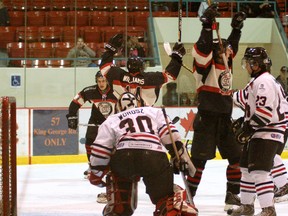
[88,92,198,216]
[229,47,288,216]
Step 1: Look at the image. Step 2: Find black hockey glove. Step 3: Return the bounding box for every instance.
[66,114,78,130]
[231,117,244,134]
[200,3,219,28]
[171,42,186,63]
[167,141,196,177]
[231,11,246,30]
[105,33,124,54]
[235,121,255,144]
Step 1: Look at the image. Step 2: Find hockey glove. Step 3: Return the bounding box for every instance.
[231,117,244,134]
[89,169,109,188]
[235,121,255,144]
[66,114,78,130]
[231,11,246,30]
[200,3,219,28]
[171,42,186,63]
[167,141,196,177]
[105,33,124,54]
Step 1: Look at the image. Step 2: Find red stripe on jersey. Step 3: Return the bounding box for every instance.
[94,148,111,157]
[100,62,112,71]
[197,85,233,95]
[130,133,160,141]
[256,107,273,118]
[271,167,286,174]
[194,44,212,58]
[194,57,212,68]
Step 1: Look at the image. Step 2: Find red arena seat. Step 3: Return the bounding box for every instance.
[8,11,25,26]
[7,42,27,67]
[0,26,16,49]
[16,26,39,43]
[47,11,68,26]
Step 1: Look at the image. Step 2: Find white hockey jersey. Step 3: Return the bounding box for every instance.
[90,106,181,167]
[233,72,288,143]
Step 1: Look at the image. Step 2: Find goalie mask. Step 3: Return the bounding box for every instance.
[118,92,138,111]
[127,56,145,74]
[241,47,272,74]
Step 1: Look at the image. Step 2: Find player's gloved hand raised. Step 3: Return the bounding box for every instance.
[235,121,255,144]
[200,3,219,28]
[231,11,246,30]
[105,34,124,54]
[66,114,78,130]
[171,42,186,63]
[89,169,108,187]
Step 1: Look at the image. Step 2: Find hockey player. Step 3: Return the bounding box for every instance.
[186,3,246,211]
[66,71,118,179]
[234,88,288,204]
[228,47,288,216]
[88,92,198,216]
[99,33,186,105]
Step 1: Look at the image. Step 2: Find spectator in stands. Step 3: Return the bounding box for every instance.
[66,37,97,67]
[162,82,178,106]
[276,66,288,95]
[126,36,145,58]
[0,1,10,26]
[240,0,280,18]
[152,1,169,11]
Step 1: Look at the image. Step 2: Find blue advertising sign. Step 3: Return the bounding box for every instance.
[33,110,78,156]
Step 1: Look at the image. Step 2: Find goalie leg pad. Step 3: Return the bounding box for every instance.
[154,185,198,216]
[103,172,138,216]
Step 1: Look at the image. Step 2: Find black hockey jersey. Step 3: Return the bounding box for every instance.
[68,84,118,139]
[192,28,241,114]
[100,51,182,106]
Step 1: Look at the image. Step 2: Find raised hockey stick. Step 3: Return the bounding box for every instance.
[163,42,193,74]
[178,0,183,43]
[78,123,99,127]
[161,106,195,204]
[207,0,229,72]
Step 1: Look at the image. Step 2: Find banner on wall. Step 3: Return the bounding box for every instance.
[33,110,78,156]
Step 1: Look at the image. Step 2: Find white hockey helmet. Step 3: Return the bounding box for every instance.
[118,92,138,111]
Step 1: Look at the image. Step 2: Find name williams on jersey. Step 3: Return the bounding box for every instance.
[123,75,145,85]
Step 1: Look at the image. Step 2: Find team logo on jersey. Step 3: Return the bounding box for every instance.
[218,71,231,93]
[98,102,113,118]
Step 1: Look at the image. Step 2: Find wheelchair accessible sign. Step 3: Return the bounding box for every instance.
[11,75,21,88]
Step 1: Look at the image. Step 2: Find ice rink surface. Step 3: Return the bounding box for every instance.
[18,160,288,216]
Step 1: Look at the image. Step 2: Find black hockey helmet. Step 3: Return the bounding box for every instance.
[212,38,231,53]
[127,56,145,74]
[118,92,138,111]
[242,47,272,71]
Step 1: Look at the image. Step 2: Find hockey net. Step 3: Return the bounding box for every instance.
[0,96,17,216]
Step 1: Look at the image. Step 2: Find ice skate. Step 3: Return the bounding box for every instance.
[227,204,254,216]
[97,192,108,204]
[254,206,276,216]
[274,183,288,203]
[224,192,241,211]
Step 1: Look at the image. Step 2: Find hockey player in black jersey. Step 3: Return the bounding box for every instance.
[99,33,186,105]
[66,71,118,180]
[186,3,246,211]
[228,47,288,216]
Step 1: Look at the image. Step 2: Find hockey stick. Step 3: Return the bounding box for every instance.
[178,0,183,43]
[163,42,193,74]
[78,123,99,127]
[207,0,229,72]
[161,106,194,204]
